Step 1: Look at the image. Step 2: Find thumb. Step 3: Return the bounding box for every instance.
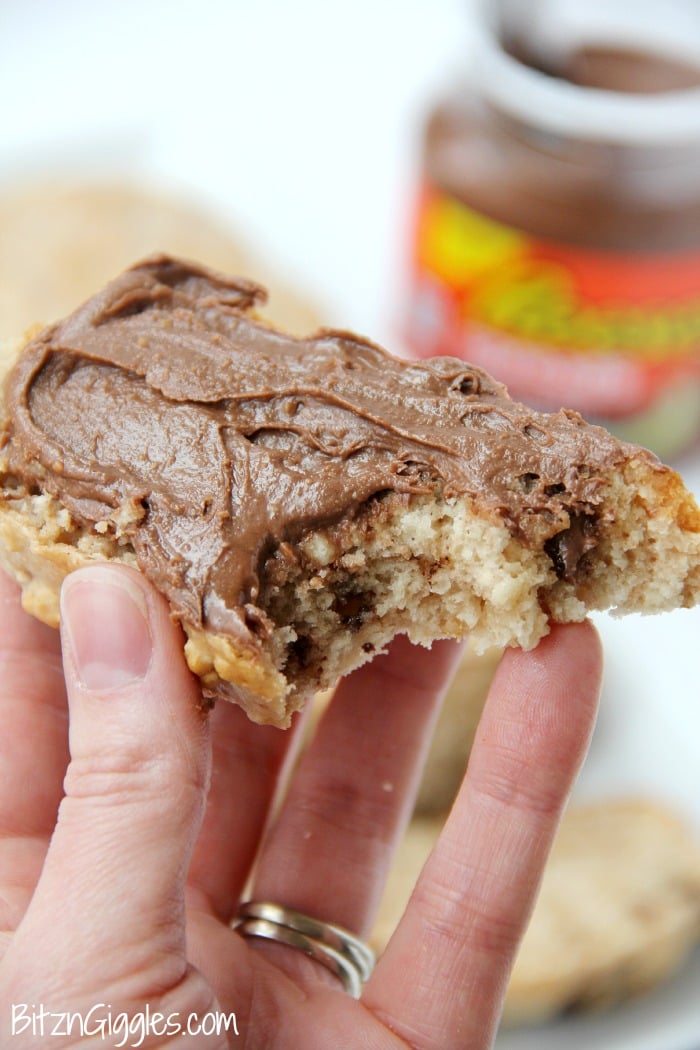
[11,563,211,999]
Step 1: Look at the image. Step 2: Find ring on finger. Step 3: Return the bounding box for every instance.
[235,900,375,998]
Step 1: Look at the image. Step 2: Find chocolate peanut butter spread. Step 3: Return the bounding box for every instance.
[0,256,653,643]
[413,14,700,461]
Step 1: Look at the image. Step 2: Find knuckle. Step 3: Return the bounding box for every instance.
[63,749,173,803]
[470,746,563,819]
[412,873,521,966]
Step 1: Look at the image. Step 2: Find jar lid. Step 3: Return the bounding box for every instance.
[471,0,700,144]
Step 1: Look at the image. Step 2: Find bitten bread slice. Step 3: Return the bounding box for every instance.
[1,255,700,726]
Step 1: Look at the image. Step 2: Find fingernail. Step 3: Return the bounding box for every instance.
[61,568,153,690]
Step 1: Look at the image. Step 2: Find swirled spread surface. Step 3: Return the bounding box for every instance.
[1,255,653,642]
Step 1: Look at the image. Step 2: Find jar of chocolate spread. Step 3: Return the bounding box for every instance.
[404,0,700,458]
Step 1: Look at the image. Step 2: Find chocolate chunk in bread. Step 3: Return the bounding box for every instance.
[1,255,700,726]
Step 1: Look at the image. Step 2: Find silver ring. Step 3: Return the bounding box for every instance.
[235,901,375,998]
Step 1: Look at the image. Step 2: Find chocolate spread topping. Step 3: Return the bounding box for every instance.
[1,256,653,643]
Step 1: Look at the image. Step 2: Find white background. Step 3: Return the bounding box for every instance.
[1,3,699,1047]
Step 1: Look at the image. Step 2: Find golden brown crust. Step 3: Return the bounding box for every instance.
[0,474,294,725]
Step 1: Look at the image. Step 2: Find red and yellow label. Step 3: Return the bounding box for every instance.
[406,183,700,424]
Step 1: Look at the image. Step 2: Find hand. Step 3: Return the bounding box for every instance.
[0,562,601,1049]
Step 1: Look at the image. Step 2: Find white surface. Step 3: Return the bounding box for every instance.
[0,0,470,347]
[1,3,699,1047]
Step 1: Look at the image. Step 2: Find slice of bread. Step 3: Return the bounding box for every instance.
[0,179,320,341]
[2,255,700,726]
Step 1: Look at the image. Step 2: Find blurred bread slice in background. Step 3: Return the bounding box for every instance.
[0,180,321,339]
[373,798,700,1026]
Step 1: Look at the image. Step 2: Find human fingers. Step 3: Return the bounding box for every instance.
[365,621,602,1050]
[186,697,306,922]
[248,636,464,985]
[2,563,211,1001]
[0,570,68,933]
